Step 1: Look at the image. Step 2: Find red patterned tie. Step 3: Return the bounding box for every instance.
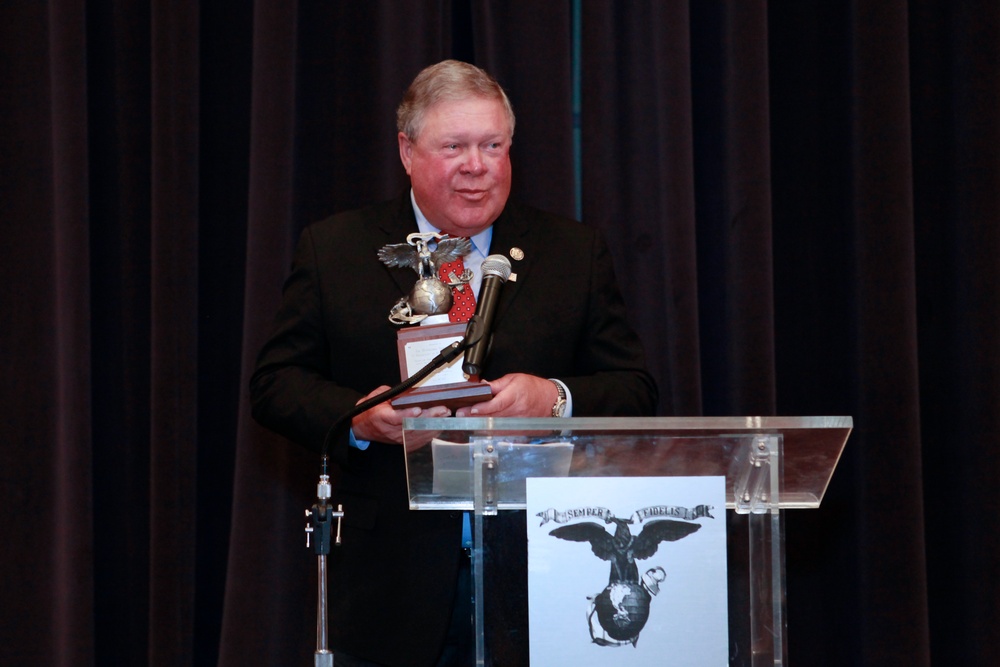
[438,251,476,323]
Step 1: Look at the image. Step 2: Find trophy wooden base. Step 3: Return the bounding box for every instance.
[390,380,493,409]
[392,321,494,410]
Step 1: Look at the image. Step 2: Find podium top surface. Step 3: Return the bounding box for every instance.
[401,415,852,510]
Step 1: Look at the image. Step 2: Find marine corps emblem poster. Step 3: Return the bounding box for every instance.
[527,476,728,666]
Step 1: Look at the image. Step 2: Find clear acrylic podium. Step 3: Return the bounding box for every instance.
[402,416,852,666]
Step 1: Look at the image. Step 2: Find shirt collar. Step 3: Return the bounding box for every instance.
[410,189,493,258]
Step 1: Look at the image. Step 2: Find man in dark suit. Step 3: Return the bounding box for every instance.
[250,60,656,666]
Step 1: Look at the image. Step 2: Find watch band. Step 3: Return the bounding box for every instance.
[550,380,567,417]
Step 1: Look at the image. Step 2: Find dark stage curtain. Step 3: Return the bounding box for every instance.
[2,1,997,665]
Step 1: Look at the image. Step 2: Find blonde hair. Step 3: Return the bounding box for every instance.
[396,60,515,141]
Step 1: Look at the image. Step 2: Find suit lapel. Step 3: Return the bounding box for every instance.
[376,193,422,296]
[488,203,534,325]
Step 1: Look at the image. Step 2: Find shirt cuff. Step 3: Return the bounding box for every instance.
[349,428,370,451]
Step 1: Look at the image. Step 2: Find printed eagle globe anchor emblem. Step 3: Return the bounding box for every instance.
[546,511,706,647]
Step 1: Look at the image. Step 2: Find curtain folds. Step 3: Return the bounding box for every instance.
[49,0,95,664]
[849,3,929,664]
[2,1,998,665]
[148,2,201,663]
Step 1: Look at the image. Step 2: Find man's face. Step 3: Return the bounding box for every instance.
[398,96,512,237]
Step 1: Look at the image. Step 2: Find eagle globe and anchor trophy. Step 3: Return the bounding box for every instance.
[378,231,506,408]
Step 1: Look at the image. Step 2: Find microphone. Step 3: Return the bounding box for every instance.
[462,254,512,377]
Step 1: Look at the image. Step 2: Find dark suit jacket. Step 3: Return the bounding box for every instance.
[250,192,656,666]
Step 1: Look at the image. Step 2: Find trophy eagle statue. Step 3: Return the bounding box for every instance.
[378,233,472,324]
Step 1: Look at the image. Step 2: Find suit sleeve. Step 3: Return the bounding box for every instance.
[249,226,361,460]
[561,229,658,416]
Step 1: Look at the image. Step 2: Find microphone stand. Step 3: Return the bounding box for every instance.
[305,333,480,666]
[306,455,342,667]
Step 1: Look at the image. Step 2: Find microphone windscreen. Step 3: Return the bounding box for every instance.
[482,254,512,281]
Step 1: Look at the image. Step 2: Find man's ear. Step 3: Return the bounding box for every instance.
[398,132,413,174]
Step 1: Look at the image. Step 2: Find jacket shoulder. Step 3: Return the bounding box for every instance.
[306,197,405,240]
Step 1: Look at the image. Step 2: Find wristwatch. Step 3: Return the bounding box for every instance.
[550,380,567,417]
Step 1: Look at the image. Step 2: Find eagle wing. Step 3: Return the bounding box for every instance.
[377,242,418,270]
[631,520,701,560]
[549,523,616,561]
[431,236,473,265]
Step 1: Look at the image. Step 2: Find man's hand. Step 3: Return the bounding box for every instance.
[351,385,451,445]
[454,373,559,418]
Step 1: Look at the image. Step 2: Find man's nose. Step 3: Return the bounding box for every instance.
[462,148,486,174]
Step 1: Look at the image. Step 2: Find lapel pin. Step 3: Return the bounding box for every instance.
[509,247,525,261]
